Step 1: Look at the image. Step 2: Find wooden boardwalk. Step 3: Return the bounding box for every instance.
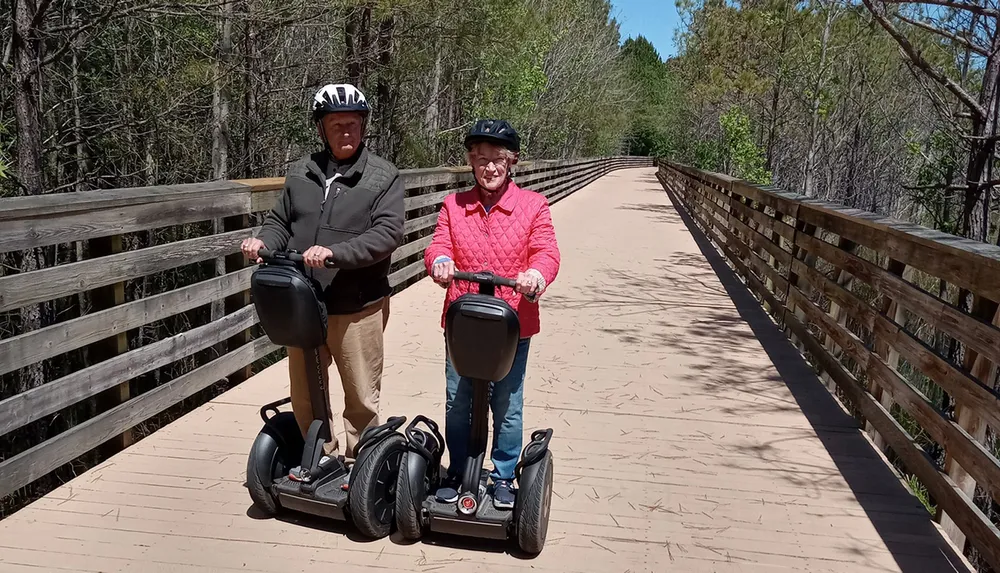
[0,168,971,572]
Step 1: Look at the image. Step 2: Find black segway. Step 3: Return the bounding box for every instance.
[393,270,555,554]
[244,249,407,539]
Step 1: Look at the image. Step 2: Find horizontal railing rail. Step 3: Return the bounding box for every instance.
[658,160,1000,569]
[0,155,652,502]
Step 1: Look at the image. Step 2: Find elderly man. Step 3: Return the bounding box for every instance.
[241,83,405,464]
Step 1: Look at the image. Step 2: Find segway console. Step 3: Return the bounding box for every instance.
[393,270,555,554]
[244,249,407,539]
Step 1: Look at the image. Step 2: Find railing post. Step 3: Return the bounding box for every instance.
[940,297,1000,550]
[224,213,253,383]
[867,258,907,450]
[89,233,133,454]
[816,237,858,394]
[729,188,778,314]
[783,220,816,352]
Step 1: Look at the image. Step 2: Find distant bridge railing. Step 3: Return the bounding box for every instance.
[0,155,652,504]
[658,161,1000,569]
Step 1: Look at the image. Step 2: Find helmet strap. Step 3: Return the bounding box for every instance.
[316,119,333,154]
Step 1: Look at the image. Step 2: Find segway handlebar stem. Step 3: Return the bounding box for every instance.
[258,248,336,269]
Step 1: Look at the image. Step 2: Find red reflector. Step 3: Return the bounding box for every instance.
[462,497,475,509]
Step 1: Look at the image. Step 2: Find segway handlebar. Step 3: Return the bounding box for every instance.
[257,249,335,269]
[453,271,517,289]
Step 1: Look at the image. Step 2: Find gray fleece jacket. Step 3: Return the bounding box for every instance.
[256,145,405,314]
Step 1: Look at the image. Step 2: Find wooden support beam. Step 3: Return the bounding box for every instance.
[941,298,1000,551]
[87,233,132,455]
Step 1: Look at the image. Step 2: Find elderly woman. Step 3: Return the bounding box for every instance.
[423,119,561,509]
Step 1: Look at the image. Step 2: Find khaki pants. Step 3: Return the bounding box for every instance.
[287,297,389,460]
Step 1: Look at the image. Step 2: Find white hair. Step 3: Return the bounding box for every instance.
[466,141,518,164]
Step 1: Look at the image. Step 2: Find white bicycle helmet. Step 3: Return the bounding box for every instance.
[312,83,370,121]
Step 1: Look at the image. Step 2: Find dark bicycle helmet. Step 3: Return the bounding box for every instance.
[311,83,371,122]
[464,119,521,153]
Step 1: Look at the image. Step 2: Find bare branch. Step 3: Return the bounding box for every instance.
[895,13,990,56]
[961,133,1000,141]
[862,0,987,119]
[904,178,1000,191]
[1,34,12,71]
[30,0,54,29]
[40,0,223,68]
[39,0,124,68]
[880,0,1000,18]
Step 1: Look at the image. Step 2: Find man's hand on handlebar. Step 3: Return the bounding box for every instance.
[303,245,335,269]
[431,258,456,287]
[241,237,265,263]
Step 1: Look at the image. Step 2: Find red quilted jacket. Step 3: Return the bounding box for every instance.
[423,181,561,338]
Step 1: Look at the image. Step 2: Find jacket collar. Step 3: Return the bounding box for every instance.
[306,144,369,185]
[465,179,521,214]
[339,144,369,181]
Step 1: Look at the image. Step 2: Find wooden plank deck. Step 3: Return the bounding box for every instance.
[0,167,971,572]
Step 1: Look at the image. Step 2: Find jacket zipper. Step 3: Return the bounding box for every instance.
[309,171,340,280]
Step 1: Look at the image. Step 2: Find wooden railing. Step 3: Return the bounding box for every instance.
[658,161,1000,569]
[0,155,652,502]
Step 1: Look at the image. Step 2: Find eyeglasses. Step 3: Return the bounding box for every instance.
[471,155,508,168]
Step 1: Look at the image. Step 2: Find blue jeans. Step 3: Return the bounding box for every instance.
[444,338,530,482]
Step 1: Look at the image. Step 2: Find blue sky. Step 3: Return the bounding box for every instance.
[610,0,681,60]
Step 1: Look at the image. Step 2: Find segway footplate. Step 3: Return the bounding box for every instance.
[273,473,350,520]
[425,470,513,540]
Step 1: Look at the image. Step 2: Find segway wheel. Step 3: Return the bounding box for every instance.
[394,452,424,540]
[349,433,407,539]
[515,451,554,555]
[246,412,304,516]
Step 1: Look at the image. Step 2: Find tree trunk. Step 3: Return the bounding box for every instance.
[375,12,397,159]
[984,80,1000,242]
[13,0,46,394]
[287,66,310,164]
[212,0,232,182]
[211,0,233,338]
[959,39,999,242]
[243,0,259,178]
[138,8,161,348]
[345,3,372,86]
[765,76,782,171]
[13,0,44,199]
[69,0,90,321]
[426,48,442,135]
[803,2,835,197]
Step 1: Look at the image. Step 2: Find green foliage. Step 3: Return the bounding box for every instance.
[905,474,936,515]
[719,106,771,184]
[374,0,630,164]
[904,129,962,232]
[470,0,551,124]
[4,0,638,190]
[619,35,684,158]
[0,120,13,191]
[669,0,969,214]
[692,139,723,172]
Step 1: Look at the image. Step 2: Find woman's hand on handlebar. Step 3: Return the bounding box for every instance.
[241,237,265,263]
[515,269,545,300]
[431,257,455,287]
[303,245,335,269]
